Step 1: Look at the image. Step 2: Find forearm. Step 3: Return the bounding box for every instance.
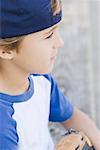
[61,107,100,150]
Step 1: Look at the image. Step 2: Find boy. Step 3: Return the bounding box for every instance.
[0,0,100,149]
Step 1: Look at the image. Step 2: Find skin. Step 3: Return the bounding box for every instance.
[0,22,64,95]
[62,107,100,150]
[0,22,100,149]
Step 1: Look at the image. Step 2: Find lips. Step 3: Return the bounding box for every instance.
[50,55,57,60]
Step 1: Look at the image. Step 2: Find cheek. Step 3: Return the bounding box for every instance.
[32,49,53,71]
[16,41,53,73]
[35,44,52,61]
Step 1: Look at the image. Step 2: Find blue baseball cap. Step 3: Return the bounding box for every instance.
[0,0,62,38]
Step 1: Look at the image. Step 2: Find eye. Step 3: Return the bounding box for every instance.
[46,32,53,39]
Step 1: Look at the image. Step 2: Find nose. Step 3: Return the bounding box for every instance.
[53,32,64,49]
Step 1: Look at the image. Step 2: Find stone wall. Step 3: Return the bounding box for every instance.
[50,0,100,144]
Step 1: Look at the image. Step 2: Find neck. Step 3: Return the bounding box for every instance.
[0,62,30,95]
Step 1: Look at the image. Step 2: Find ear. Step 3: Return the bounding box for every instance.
[0,49,17,60]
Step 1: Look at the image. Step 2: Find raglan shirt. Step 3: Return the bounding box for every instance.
[0,74,74,150]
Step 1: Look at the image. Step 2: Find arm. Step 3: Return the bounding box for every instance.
[0,102,18,150]
[61,107,100,150]
[44,74,100,149]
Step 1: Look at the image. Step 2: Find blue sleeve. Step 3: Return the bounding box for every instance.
[0,100,18,150]
[44,74,74,122]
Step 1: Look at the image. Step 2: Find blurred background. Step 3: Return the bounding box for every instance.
[49,0,100,144]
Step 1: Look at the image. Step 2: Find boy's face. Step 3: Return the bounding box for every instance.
[12,23,64,74]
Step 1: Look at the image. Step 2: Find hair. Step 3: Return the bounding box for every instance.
[0,0,62,53]
[51,0,62,15]
[0,36,25,53]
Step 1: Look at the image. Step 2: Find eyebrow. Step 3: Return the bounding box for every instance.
[45,26,58,35]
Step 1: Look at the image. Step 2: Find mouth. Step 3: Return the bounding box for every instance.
[50,55,57,61]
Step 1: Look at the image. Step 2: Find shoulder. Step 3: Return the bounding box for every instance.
[30,73,64,97]
[31,74,74,122]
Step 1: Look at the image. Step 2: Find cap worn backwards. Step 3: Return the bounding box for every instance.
[0,0,62,38]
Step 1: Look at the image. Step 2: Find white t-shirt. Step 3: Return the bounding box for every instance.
[0,74,74,150]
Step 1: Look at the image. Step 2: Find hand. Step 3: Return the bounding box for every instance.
[55,128,95,150]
